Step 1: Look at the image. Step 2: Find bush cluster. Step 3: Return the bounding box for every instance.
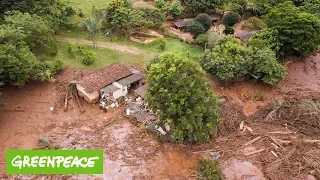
[67,43,96,66]
[185,13,212,38]
[222,11,241,27]
[200,36,285,84]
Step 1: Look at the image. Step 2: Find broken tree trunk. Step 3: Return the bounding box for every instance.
[74,91,85,113]
[64,91,69,112]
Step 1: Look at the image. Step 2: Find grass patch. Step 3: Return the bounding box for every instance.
[41,42,152,69]
[61,0,111,16]
[57,29,202,60]
[197,158,222,180]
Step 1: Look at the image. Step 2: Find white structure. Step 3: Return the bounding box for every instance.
[76,64,144,103]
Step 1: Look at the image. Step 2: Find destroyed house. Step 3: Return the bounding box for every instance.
[76,64,144,103]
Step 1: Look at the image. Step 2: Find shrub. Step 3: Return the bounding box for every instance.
[249,48,286,84]
[65,6,76,17]
[81,50,96,66]
[146,56,161,72]
[242,17,266,30]
[224,26,234,35]
[186,20,206,38]
[159,39,166,50]
[155,0,184,19]
[207,31,223,49]
[195,13,212,31]
[195,33,209,46]
[200,36,251,81]
[247,28,281,54]
[67,43,77,55]
[222,11,241,27]
[251,91,264,101]
[51,59,64,73]
[78,9,85,17]
[197,158,222,180]
[200,36,286,84]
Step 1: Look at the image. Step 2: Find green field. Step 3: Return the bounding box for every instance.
[61,0,111,16]
[54,0,203,69]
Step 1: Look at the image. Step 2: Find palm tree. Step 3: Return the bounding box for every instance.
[81,8,103,48]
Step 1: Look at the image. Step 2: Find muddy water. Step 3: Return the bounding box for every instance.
[148,147,198,179]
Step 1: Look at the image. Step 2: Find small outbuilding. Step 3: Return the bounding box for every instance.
[234,31,260,41]
[76,64,144,103]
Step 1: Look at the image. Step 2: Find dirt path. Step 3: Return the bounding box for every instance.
[57,37,144,55]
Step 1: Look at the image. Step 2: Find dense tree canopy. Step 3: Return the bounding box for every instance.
[300,0,320,18]
[0,0,75,31]
[180,0,224,14]
[155,0,184,19]
[200,36,286,84]
[200,36,250,81]
[195,13,212,32]
[147,52,220,143]
[105,0,165,35]
[264,1,320,55]
[4,11,57,54]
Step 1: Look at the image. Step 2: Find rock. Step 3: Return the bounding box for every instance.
[222,159,266,180]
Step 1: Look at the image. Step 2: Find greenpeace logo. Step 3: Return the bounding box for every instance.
[6,150,103,174]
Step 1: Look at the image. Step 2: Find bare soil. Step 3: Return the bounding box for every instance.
[0,53,320,179]
[57,37,144,55]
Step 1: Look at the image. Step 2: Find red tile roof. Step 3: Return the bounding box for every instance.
[78,64,133,93]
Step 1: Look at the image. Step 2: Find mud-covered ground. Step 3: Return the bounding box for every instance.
[0,53,319,179]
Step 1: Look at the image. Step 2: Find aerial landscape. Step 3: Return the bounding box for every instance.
[0,0,320,179]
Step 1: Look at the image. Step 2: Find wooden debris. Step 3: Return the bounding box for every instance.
[268,131,295,135]
[64,91,68,112]
[245,148,265,156]
[74,91,85,113]
[271,151,278,158]
[270,136,284,149]
[242,136,262,147]
[239,121,244,130]
[303,156,320,174]
[271,143,279,150]
[303,139,320,143]
[192,149,219,154]
[245,126,253,133]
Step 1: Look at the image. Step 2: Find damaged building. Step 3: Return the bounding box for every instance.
[76,64,144,103]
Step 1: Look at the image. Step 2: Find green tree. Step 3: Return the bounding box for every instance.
[0,41,52,87]
[248,48,285,84]
[200,36,250,81]
[300,0,320,19]
[147,52,220,142]
[0,0,75,31]
[4,11,57,55]
[224,26,234,35]
[222,11,241,27]
[180,0,225,15]
[185,20,206,38]
[81,8,103,48]
[247,28,281,54]
[264,1,320,55]
[195,13,212,32]
[155,0,184,19]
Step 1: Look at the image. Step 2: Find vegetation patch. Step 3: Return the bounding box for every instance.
[197,158,222,180]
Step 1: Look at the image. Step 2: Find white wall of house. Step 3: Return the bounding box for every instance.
[112,82,128,99]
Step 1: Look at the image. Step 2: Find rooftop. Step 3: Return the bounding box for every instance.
[78,64,133,93]
[234,31,260,41]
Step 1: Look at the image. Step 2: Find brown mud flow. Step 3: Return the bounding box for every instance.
[1,53,320,179]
